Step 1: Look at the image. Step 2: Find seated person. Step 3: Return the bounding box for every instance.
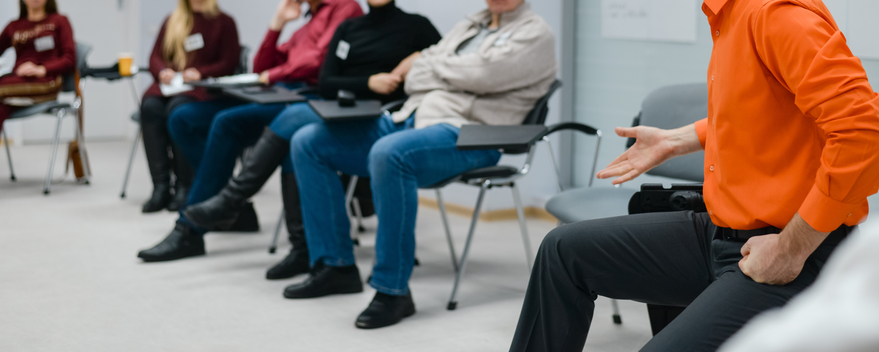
[0,0,74,131]
[509,1,879,351]
[138,0,441,282]
[137,0,362,262]
[284,0,557,329]
[140,0,241,213]
[178,0,441,279]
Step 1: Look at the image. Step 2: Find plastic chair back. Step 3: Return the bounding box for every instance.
[236,45,250,74]
[521,79,563,126]
[62,43,92,93]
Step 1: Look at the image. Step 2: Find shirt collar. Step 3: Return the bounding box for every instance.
[702,0,730,16]
[468,2,531,29]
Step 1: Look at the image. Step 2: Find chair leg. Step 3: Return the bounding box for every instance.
[447,181,489,311]
[43,110,65,195]
[2,128,14,181]
[611,299,623,325]
[344,176,360,246]
[72,110,91,184]
[120,126,141,198]
[352,196,366,233]
[511,183,533,269]
[435,189,459,272]
[269,209,285,254]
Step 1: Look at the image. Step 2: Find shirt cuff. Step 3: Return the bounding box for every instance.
[695,118,708,149]
[797,184,861,233]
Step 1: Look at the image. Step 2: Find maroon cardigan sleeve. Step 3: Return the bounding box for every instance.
[149,19,170,80]
[193,15,240,77]
[253,29,285,75]
[41,16,76,76]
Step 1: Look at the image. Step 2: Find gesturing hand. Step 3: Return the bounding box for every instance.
[15,62,47,78]
[368,73,402,95]
[270,0,303,31]
[596,126,677,185]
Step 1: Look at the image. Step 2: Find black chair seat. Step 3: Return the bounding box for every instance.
[460,165,519,182]
[9,101,71,119]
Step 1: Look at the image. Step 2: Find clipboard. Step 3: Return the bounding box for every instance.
[223,86,307,104]
[308,100,384,122]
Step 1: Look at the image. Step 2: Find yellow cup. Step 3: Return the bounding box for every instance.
[119,53,134,77]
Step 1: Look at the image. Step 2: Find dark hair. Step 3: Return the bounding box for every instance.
[19,0,59,20]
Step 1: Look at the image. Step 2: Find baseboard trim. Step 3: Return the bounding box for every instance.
[418,197,557,223]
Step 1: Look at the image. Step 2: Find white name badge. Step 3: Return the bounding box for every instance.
[336,40,350,60]
[493,32,513,47]
[34,36,55,52]
[184,33,205,52]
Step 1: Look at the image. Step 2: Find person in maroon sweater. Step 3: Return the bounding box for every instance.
[0,0,75,134]
[139,0,240,213]
[138,0,362,262]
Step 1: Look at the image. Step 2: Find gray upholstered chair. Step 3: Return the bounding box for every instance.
[3,43,93,194]
[544,82,707,324]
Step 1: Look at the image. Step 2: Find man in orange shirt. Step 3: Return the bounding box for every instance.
[510,0,879,351]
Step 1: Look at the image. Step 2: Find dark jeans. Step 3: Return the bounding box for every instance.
[290,114,502,295]
[510,211,839,352]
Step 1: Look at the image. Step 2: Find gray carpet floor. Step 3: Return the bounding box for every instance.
[0,141,654,351]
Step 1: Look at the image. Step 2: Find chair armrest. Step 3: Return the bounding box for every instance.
[381,99,407,113]
[80,64,123,81]
[456,125,548,151]
[544,122,600,138]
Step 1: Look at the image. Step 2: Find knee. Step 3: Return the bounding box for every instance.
[290,124,322,162]
[140,98,165,123]
[367,137,406,177]
[166,106,193,140]
[537,226,570,260]
[210,111,243,137]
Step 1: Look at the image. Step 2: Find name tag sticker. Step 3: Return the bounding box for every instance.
[184,33,205,52]
[494,32,513,47]
[336,40,350,60]
[34,36,55,52]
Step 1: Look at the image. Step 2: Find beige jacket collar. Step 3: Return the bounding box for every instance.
[467,2,532,29]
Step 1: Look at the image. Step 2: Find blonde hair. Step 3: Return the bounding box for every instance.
[163,0,219,70]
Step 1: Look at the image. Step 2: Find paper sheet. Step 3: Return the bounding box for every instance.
[159,73,194,96]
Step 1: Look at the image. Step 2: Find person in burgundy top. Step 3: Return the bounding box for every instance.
[139,0,240,214]
[138,0,362,262]
[0,0,75,134]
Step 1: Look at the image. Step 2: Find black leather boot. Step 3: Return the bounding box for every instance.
[137,223,206,262]
[355,291,416,329]
[167,143,193,212]
[266,173,309,279]
[283,263,363,299]
[183,129,288,231]
[223,202,260,232]
[141,113,173,213]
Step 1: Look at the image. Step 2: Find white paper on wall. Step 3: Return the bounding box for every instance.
[601,0,697,43]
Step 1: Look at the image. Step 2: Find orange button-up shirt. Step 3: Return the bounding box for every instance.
[697,0,879,232]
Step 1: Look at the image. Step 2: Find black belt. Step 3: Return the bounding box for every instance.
[717,224,853,245]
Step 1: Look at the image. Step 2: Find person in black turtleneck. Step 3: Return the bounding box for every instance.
[171,0,441,281]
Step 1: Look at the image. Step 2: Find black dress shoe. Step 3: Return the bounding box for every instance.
[355,291,416,329]
[142,182,172,213]
[211,202,260,233]
[266,247,310,280]
[137,223,205,262]
[283,263,363,299]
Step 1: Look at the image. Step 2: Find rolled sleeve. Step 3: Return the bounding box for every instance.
[695,118,708,149]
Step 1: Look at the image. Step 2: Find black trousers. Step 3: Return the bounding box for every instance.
[510,211,839,352]
[141,95,196,187]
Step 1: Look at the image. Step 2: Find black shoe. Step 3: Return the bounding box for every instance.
[224,202,260,233]
[355,291,416,329]
[283,263,363,299]
[183,129,289,230]
[266,247,310,280]
[142,182,172,213]
[137,223,205,262]
[166,185,189,212]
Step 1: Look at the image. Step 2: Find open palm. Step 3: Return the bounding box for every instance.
[596,126,676,185]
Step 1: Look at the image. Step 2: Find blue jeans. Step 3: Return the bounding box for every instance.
[290,114,502,295]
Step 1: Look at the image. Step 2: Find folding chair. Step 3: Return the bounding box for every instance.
[3,43,93,194]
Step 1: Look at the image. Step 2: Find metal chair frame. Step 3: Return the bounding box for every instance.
[3,43,93,194]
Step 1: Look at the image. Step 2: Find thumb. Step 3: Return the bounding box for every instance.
[740,241,752,257]
[615,127,637,139]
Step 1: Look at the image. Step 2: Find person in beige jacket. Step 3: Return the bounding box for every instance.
[283,0,557,329]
